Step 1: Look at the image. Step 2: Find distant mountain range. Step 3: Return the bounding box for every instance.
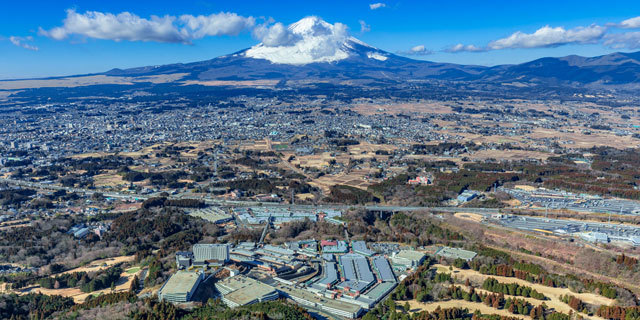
[3,17,640,91]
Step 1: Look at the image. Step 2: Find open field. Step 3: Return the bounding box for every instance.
[434,263,615,308]
[93,172,126,188]
[62,255,135,275]
[181,80,280,87]
[8,255,140,303]
[21,268,141,303]
[126,267,141,274]
[0,73,188,90]
[454,212,484,222]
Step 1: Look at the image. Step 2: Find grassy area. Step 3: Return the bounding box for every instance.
[273,144,289,150]
[125,267,140,274]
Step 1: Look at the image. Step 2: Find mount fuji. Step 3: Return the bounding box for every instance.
[104,16,487,83]
[5,16,640,89]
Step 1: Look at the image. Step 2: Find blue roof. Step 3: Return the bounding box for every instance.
[337,254,375,293]
[372,256,395,282]
[351,241,375,256]
[315,262,339,288]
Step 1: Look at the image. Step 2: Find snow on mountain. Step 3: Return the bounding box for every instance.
[245,16,381,65]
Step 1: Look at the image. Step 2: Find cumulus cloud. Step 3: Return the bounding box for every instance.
[397,45,433,56]
[619,16,640,29]
[359,20,371,33]
[488,25,606,49]
[9,36,39,51]
[446,43,485,53]
[179,13,255,39]
[39,9,254,43]
[369,3,386,10]
[252,22,300,47]
[604,32,640,49]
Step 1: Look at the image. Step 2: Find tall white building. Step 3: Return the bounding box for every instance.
[193,243,230,264]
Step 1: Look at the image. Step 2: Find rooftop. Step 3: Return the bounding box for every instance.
[435,247,477,261]
[393,250,426,261]
[160,271,202,296]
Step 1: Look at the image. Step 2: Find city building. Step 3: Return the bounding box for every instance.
[176,251,194,270]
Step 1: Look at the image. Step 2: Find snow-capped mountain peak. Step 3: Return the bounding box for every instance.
[245,16,385,65]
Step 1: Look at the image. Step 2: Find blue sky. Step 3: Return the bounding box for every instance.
[1,0,640,79]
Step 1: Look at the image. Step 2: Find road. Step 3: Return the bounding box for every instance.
[0,177,500,214]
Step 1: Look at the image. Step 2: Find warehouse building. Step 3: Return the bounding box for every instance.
[435,246,477,262]
[215,275,279,307]
[351,241,375,256]
[391,250,425,268]
[372,256,396,282]
[337,253,375,295]
[276,283,363,319]
[457,190,478,203]
[580,232,609,243]
[159,271,204,303]
[322,240,348,253]
[188,207,233,224]
[313,262,339,290]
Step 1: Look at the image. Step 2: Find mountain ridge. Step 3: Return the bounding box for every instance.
[3,17,640,87]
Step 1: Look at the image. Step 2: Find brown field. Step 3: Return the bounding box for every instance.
[93,172,126,188]
[454,212,484,222]
[408,299,530,319]
[469,149,552,161]
[12,255,139,303]
[309,169,375,194]
[531,127,639,149]
[21,268,141,303]
[0,73,188,90]
[181,80,279,87]
[62,255,135,275]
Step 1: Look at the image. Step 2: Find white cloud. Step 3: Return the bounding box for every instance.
[604,32,640,49]
[39,9,255,44]
[446,43,485,53]
[252,22,300,47]
[39,9,187,43]
[369,3,386,10]
[9,36,39,51]
[488,25,606,49]
[397,44,433,56]
[179,13,255,39]
[359,20,371,33]
[619,16,640,29]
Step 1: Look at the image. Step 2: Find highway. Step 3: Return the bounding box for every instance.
[0,177,500,214]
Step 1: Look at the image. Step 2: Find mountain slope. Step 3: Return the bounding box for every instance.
[486,52,640,84]
[105,16,488,82]
[6,17,640,88]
